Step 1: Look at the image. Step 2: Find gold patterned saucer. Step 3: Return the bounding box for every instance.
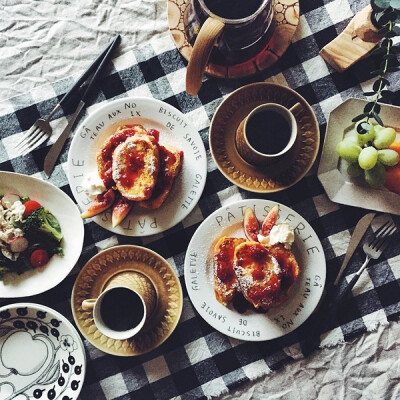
[167,0,300,79]
[210,82,320,192]
[71,245,183,356]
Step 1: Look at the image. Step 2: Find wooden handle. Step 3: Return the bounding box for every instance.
[320,6,382,72]
[186,17,225,96]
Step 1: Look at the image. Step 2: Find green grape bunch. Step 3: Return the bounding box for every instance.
[336,121,399,188]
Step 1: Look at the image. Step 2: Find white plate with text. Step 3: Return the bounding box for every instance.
[184,199,326,341]
[67,97,207,236]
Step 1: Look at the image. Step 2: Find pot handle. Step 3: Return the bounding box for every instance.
[186,17,225,96]
[81,298,97,311]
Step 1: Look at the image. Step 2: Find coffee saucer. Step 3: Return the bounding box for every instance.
[167,0,299,79]
[209,82,319,192]
[71,245,183,356]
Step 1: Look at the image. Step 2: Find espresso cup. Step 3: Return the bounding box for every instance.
[81,272,157,340]
[235,102,302,166]
[184,0,274,95]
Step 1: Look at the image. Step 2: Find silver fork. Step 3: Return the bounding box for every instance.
[13,35,120,156]
[338,220,398,300]
[14,104,61,156]
[302,219,398,356]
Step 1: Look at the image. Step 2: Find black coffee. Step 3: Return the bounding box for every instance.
[100,288,144,332]
[246,110,291,155]
[204,0,263,19]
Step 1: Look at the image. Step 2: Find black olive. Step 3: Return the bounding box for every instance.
[16,307,28,316]
[62,361,69,373]
[33,388,44,398]
[50,319,60,327]
[47,386,56,400]
[62,397,72,400]
[13,320,25,329]
[71,380,80,391]
[74,365,82,375]
[27,321,38,331]
[68,355,75,365]
[40,325,49,334]
[37,311,46,319]
[0,310,10,319]
[58,376,65,386]
[51,328,59,339]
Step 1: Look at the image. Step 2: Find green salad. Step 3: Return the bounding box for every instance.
[0,193,63,278]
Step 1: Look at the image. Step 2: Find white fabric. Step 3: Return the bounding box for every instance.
[1,0,400,399]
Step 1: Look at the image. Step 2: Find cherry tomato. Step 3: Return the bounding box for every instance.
[24,200,42,216]
[30,249,49,268]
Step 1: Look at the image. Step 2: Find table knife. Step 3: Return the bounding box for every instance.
[302,212,375,356]
[43,35,121,177]
[333,212,376,286]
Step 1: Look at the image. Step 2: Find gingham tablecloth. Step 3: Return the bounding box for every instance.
[1,0,400,399]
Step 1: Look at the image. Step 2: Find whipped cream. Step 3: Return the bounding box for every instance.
[81,172,106,199]
[257,223,294,249]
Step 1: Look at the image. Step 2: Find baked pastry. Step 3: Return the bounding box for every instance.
[213,236,246,306]
[97,124,147,188]
[112,134,160,201]
[139,145,183,209]
[234,241,287,310]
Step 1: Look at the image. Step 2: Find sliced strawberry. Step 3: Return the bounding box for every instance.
[261,204,279,236]
[243,207,260,241]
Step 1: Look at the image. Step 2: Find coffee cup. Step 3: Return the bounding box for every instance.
[235,102,303,166]
[81,272,157,340]
[184,0,274,95]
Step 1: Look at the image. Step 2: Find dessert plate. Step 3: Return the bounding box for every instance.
[0,172,84,298]
[67,97,207,236]
[184,199,326,341]
[71,245,183,356]
[167,0,299,79]
[318,98,400,216]
[210,83,320,193]
[0,303,86,400]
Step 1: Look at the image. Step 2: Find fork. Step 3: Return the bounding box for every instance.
[337,220,398,302]
[14,35,120,156]
[302,219,397,356]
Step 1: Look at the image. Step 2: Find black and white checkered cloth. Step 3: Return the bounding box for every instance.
[1,0,400,399]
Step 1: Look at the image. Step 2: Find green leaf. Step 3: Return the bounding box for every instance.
[379,25,390,35]
[381,38,394,48]
[364,102,375,113]
[372,111,384,126]
[363,91,377,96]
[380,89,395,99]
[377,10,398,24]
[357,122,372,134]
[352,113,368,122]
[390,0,400,9]
[387,66,400,72]
[375,0,391,8]
[383,53,397,60]
[385,30,399,38]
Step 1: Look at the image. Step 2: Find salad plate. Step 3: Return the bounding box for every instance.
[0,303,86,400]
[318,98,400,216]
[184,199,326,341]
[67,97,207,236]
[0,172,84,298]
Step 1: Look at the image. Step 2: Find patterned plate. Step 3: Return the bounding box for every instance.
[209,82,320,193]
[167,0,299,79]
[0,303,86,400]
[71,245,183,356]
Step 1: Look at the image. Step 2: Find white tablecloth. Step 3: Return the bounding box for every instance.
[1,0,400,398]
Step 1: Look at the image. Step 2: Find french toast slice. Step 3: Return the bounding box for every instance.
[234,241,283,310]
[112,134,160,201]
[97,124,147,188]
[213,237,246,306]
[139,145,183,209]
